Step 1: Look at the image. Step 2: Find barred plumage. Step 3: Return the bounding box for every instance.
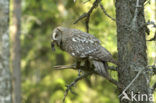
[51,26,117,76]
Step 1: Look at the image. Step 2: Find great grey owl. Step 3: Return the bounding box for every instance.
[51,26,117,76]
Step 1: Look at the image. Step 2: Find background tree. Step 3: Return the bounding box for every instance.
[0,0,12,103]
[10,0,21,103]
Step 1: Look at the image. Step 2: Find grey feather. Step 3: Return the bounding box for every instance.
[51,26,117,75]
[92,60,108,76]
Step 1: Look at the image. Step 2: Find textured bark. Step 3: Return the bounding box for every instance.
[115,0,152,103]
[0,0,12,103]
[10,0,21,103]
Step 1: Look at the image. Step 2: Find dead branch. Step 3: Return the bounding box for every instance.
[53,64,118,71]
[63,72,93,103]
[53,64,120,86]
[144,0,151,6]
[73,0,101,33]
[100,4,116,21]
[53,65,76,70]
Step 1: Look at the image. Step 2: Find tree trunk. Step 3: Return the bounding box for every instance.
[0,0,12,103]
[10,0,21,103]
[115,0,152,103]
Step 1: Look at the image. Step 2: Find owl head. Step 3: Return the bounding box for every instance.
[51,26,63,47]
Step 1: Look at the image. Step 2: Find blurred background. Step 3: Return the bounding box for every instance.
[10,0,156,103]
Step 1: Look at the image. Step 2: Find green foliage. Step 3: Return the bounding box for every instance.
[20,0,156,103]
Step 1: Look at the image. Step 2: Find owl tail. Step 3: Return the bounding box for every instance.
[92,60,108,77]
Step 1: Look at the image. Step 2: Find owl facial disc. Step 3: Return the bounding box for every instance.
[52,32,57,40]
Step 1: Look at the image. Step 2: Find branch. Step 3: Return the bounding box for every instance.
[100,4,116,21]
[53,64,120,87]
[53,65,76,70]
[144,0,151,6]
[74,0,101,33]
[119,67,145,98]
[148,32,156,41]
[63,72,93,103]
[141,20,156,29]
[53,64,118,71]
[73,13,88,24]
[148,65,156,74]
[146,20,156,28]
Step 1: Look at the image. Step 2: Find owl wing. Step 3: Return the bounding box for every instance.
[63,29,114,63]
[63,31,100,59]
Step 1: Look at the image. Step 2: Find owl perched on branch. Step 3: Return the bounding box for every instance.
[51,26,117,76]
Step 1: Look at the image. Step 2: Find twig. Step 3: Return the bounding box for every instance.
[53,64,120,87]
[73,13,88,24]
[141,20,156,36]
[147,21,156,27]
[118,67,144,98]
[148,65,156,74]
[142,20,156,28]
[53,64,118,71]
[63,72,93,103]
[53,65,76,70]
[144,0,151,6]
[74,0,101,33]
[100,4,116,21]
[148,32,156,41]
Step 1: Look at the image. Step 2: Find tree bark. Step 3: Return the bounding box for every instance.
[10,0,21,103]
[115,0,152,103]
[0,0,12,103]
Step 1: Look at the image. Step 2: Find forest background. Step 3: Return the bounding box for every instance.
[8,0,156,103]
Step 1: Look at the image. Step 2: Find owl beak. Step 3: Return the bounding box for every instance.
[51,41,55,51]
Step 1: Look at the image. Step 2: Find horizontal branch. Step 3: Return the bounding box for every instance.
[53,65,76,70]
[53,64,118,71]
[53,64,120,87]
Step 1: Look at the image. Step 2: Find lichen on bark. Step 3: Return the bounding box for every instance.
[0,0,12,103]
